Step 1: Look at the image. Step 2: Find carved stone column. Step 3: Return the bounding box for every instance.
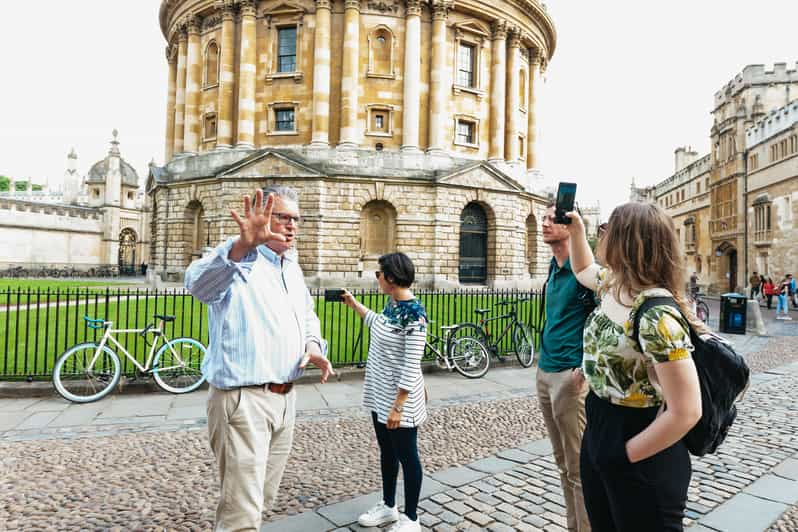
[311,0,332,148]
[526,49,541,169]
[173,26,188,155]
[236,0,257,148]
[427,1,450,155]
[164,45,178,161]
[338,0,361,149]
[401,0,422,153]
[183,15,202,154]
[504,28,521,162]
[217,0,236,148]
[488,21,507,162]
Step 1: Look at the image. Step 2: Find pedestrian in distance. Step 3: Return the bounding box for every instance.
[763,277,775,309]
[340,253,427,532]
[185,186,334,531]
[537,204,593,532]
[566,202,704,532]
[776,276,792,320]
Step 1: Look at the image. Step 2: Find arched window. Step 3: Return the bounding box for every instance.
[118,228,138,275]
[184,201,206,266]
[368,27,395,78]
[459,203,488,283]
[360,200,397,259]
[205,41,219,86]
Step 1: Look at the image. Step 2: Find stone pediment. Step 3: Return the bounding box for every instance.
[437,163,524,192]
[218,151,324,179]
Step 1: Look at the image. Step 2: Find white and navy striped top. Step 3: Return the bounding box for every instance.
[362,299,428,428]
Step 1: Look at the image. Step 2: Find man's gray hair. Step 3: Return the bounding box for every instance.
[262,184,299,202]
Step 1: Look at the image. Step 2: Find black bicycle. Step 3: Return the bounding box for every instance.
[448,298,537,369]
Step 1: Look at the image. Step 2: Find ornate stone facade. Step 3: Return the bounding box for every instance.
[632,62,798,294]
[150,0,556,287]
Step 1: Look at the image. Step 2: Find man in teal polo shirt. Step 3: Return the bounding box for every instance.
[537,205,592,532]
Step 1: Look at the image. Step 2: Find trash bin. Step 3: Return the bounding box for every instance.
[720,293,747,334]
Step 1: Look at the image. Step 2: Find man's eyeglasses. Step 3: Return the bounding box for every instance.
[271,212,302,225]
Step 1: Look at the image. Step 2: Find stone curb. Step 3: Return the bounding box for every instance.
[0,356,529,399]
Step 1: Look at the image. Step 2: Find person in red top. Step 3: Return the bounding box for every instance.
[763,278,775,309]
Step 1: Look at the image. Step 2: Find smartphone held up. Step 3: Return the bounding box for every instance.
[554,182,577,225]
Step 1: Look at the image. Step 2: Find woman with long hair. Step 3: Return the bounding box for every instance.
[565,202,703,531]
[340,253,427,532]
[763,277,775,309]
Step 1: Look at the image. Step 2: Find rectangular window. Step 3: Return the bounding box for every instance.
[204,113,217,139]
[375,114,384,130]
[457,43,476,87]
[696,181,701,194]
[278,27,297,72]
[456,120,475,144]
[275,108,295,131]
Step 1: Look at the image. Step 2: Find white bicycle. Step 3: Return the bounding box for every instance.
[52,314,208,403]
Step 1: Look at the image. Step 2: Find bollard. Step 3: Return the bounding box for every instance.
[746,299,767,336]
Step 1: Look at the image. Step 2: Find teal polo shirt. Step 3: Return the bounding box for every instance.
[539,257,588,372]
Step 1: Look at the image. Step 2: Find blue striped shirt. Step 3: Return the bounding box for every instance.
[184,237,325,390]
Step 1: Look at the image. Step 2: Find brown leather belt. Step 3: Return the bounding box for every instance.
[243,382,294,394]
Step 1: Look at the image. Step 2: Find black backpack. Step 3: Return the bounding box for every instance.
[632,296,750,457]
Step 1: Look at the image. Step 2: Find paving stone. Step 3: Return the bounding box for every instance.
[701,493,787,532]
[429,493,452,505]
[519,438,553,456]
[259,511,336,532]
[495,448,536,464]
[418,500,443,515]
[773,458,798,481]
[419,514,441,528]
[316,492,382,527]
[437,510,462,526]
[472,492,501,506]
[431,466,486,488]
[466,456,517,475]
[491,510,516,526]
[743,474,798,505]
[432,524,457,532]
[493,491,520,504]
[464,511,493,527]
[486,523,515,532]
[443,501,470,515]
[522,514,549,527]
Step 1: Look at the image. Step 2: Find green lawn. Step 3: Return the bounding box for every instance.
[0,279,140,305]
[0,289,542,379]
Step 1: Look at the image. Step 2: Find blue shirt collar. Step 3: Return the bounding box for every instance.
[257,244,292,266]
[550,256,572,273]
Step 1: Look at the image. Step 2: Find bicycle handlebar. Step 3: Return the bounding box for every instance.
[494,298,531,307]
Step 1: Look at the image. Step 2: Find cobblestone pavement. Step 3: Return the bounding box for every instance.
[0,337,796,530]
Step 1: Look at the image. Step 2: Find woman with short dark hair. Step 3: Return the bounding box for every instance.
[340,252,426,532]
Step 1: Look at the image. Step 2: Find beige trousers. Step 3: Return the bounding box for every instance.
[536,368,591,532]
[207,385,296,532]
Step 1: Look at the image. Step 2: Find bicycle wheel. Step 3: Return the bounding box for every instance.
[696,300,709,324]
[512,322,535,367]
[152,337,207,393]
[447,323,490,378]
[52,343,121,403]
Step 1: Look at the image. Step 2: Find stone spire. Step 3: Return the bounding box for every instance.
[63,147,80,204]
[109,129,121,156]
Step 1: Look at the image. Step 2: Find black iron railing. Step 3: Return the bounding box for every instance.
[0,287,543,380]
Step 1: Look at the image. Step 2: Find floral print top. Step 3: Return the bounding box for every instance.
[576,264,694,408]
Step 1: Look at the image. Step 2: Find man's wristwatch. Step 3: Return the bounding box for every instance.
[392,404,403,413]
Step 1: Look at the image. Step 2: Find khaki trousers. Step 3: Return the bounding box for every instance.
[536,368,590,532]
[207,385,296,532]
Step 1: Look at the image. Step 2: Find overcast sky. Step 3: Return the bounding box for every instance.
[1,1,796,219]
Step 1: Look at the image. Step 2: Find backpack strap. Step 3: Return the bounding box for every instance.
[631,296,680,350]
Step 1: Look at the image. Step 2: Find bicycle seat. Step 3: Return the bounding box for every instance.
[440,325,458,331]
[474,308,491,315]
[155,314,176,323]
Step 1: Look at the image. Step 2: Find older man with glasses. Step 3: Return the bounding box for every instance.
[185,184,333,531]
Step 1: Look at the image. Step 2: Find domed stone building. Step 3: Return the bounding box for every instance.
[149,0,556,287]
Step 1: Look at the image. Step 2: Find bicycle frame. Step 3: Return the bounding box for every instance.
[88,322,184,373]
[477,310,517,352]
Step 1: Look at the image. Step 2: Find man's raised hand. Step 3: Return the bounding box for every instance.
[229,190,286,260]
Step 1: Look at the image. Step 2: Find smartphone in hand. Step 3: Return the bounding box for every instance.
[324,289,345,302]
[554,182,577,224]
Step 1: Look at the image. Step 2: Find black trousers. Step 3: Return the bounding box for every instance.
[580,392,691,532]
[372,412,423,521]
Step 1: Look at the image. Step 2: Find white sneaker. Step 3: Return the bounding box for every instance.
[357,501,399,527]
[386,514,421,532]
[785,316,793,320]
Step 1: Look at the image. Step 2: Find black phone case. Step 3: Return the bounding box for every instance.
[324,289,345,302]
